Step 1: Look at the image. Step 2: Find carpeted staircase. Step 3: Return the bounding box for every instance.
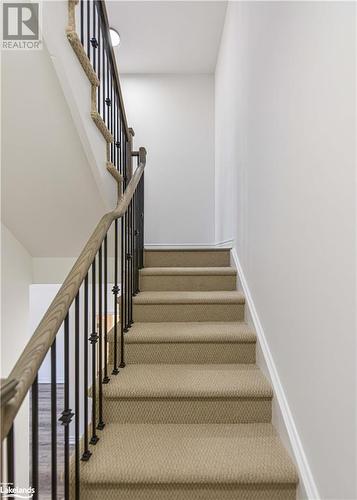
[81,248,298,499]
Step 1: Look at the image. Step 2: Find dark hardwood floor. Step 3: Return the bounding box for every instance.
[30,383,73,499]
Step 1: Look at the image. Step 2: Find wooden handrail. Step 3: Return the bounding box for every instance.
[1,147,147,441]
[1,379,19,407]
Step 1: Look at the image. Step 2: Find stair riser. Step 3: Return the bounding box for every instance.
[103,399,271,424]
[79,485,296,500]
[140,274,236,291]
[133,303,244,322]
[144,250,230,268]
[108,342,256,364]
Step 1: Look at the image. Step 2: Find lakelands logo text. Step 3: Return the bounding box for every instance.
[2,2,42,50]
[0,483,35,499]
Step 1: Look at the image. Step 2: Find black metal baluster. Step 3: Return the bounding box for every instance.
[140,176,145,268]
[7,424,14,488]
[97,16,101,115]
[134,191,139,295]
[137,189,140,292]
[113,92,116,166]
[103,236,110,383]
[86,0,91,59]
[126,141,131,330]
[80,0,84,45]
[124,172,129,333]
[118,109,122,175]
[82,275,92,461]
[90,259,99,444]
[131,195,135,314]
[59,314,72,500]
[114,94,119,170]
[102,35,105,123]
[129,198,133,326]
[51,341,57,500]
[112,220,119,374]
[110,76,113,163]
[105,46,110,131]
[127,144,132,326]
[127,200,131,327]
[75,293,80,499]
[31,376,39,499]
[120,211,126,367]
[91,0,96,72]
[133,192,137,295]
[97,245,105,429]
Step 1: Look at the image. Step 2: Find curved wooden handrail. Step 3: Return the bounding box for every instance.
[1,147,147,441]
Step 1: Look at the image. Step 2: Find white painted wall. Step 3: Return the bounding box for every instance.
[2,44,106,257]
[121,75,215,246]
[215,2,356,499]
[1,224,32,489]
[42,0,117,211]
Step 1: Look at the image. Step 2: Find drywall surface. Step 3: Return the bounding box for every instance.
[215,2,356,498]
[121,75,215,246]
[2,44,106,257]
[1,225,32,376]
[1,224,33,489]
[42,0,117,210]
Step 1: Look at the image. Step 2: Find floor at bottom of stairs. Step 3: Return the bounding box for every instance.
[79,422,298,500]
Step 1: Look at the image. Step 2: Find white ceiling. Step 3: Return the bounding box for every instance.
[106,1,227,74]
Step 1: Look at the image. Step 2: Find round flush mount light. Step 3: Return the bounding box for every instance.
[109,28,120,47]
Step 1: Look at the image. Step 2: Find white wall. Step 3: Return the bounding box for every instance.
[121,75,215,246]
[215,2,356,499]
[1,224,33,489]
[42,0,117,211]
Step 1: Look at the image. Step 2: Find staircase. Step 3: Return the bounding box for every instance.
[0,1,297,497]
[80,248,298,499]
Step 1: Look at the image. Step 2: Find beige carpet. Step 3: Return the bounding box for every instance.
[108,321,257,364]
[80,248,298,499]
[140,266,237,291]
[133,290,245,322]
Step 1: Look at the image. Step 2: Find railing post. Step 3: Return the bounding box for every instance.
[50,340,57,499]
[82,274,92,462]
[31,376,39,499]
[89,258,99,445]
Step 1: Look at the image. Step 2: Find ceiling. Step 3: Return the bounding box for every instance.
[106,1,227,74]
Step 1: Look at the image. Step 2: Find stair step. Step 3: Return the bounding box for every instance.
[102,364,272,423]
[132,291,245,322]
[79,423,298,500]
[140,267,237,291]
[144,248,230,268]
[108,322,256,364]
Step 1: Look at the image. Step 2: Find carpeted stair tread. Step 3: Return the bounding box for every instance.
[80,423,298,486]
[140,267,237,276]
[109,322,256,344]
[132,291,245,305]
[102,364,272,399]
[144,248,231,267]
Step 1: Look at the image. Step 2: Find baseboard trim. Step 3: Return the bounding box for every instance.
[231,247,320,500]
[215,238,234,248]
[145,240,233,249]
[145,244,216,249]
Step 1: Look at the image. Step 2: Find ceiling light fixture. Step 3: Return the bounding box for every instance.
[109,28,120,47]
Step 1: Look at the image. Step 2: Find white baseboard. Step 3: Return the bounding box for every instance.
[214,238,234,248]
[144,240,233,249]
[144,243,217,249]
[231,247,320,500]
